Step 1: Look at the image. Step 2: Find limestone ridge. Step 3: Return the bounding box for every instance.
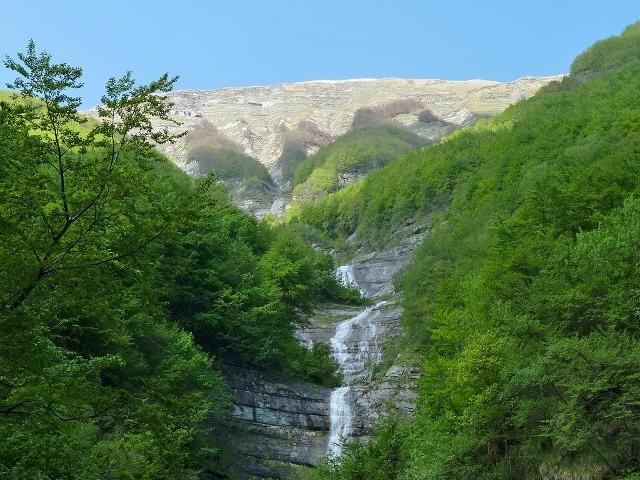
[147,76,562,177]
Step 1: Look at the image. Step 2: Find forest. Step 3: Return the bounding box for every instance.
[2,17,640,480]
[0,41,349,479]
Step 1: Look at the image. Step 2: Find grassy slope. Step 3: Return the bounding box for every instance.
[188,144,272,183]
[300,22,640,480]
[291,124,426,203]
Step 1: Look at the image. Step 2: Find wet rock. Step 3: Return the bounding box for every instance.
[349,244,418,297]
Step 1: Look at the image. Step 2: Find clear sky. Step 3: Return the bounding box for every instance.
[0,1,638,107]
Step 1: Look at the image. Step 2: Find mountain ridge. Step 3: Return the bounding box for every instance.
[138,75,563,178]
[168,75,561,93]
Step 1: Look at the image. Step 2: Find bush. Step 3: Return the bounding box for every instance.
[418,109,439,123]
[188,145,271,182]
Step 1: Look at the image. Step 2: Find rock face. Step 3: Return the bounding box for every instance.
[302,224,429,450]
[148,76,561,175]
[347,230,427,298]
[224,178,280,218]
[223,365,331,478]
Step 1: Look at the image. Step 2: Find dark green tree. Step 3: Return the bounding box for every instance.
[0,41,226,480]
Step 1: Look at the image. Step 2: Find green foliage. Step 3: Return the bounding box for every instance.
[291,125,426,203]
[302,23,640,480]
[161,204,343,383]
[300,419,408,480]
[184,119,273,196]
[290,343,343,388]
[0,42,342,479]
[280,133,311,184]
[188,144,272,183]
[571,21,640,79]
[0,41,227,480]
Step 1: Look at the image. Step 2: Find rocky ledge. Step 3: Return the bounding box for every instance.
[222,365,331,478]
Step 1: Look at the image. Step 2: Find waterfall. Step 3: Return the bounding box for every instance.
[327,386,352,456]
[327,265,387,456]
[335,264,360,291]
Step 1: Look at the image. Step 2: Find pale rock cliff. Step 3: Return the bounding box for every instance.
[148,76,561,175]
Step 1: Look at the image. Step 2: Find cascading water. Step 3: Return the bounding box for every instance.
[327,386,352,456]
[335,265,361,292]
[327,265,387,456]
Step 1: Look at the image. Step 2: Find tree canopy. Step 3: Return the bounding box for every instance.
[0,41,345,479]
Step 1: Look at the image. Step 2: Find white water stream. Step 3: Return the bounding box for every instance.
[335,265,361,293]
[327,266,387,456]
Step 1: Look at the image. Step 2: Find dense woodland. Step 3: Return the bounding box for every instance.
[296,22,640,480]
[0,41,348,479]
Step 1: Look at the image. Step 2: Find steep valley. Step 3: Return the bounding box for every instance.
[142,75,560,477]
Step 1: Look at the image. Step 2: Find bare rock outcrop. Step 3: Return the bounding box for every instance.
[222,365,331,478]
[143,76,561,173]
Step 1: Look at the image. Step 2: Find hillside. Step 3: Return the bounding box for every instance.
[0,44,353,480]
[183,119,278,215]
[294,21,640,480]
[291,124,427,203]
[142,76,560,180]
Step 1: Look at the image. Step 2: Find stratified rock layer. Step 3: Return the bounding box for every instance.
[223,366,331,478]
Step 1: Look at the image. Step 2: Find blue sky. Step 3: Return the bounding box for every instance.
[1,1,638,106]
